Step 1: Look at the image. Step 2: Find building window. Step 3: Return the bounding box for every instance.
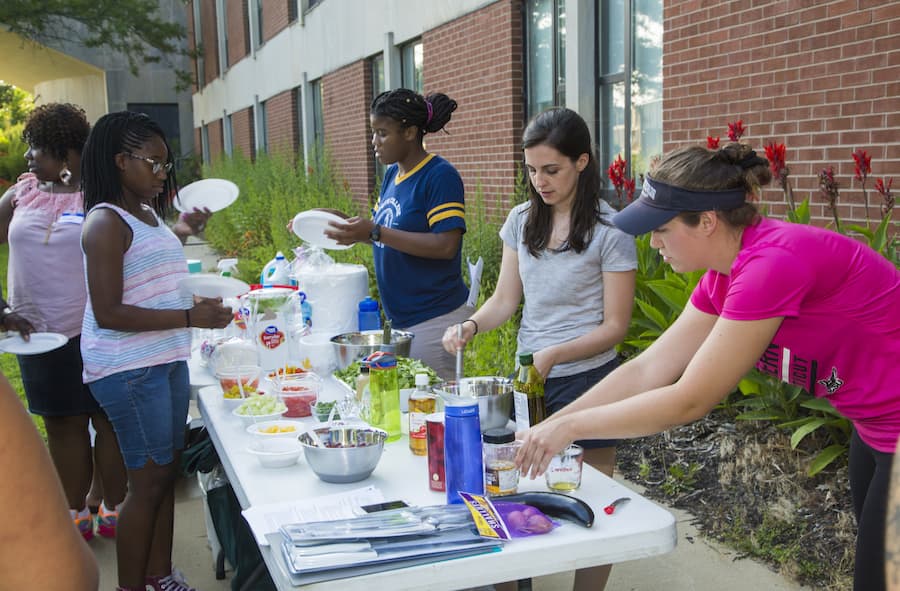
[400,40,423,93]
[370,53,386,182]
[310,78,324,154]
[216,0,228,75]
[224,113,233,157]
[306,0,323,11]
[526,0,565,119]
[597,0,662,183]
[251,0,264,49]
[201,123,210,164]
[192,1,205,86]
[256,99,268,154]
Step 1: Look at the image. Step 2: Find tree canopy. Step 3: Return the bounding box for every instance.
[0,0,193,89]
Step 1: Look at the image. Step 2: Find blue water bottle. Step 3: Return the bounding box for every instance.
[358,297,381,331]
[444,398,484,504]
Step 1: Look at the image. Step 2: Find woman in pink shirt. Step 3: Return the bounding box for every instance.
[0,103,127,542]
[515,142,899,591]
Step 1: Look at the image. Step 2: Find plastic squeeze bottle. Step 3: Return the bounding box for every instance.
[357,297,381,331]
[365,352,401,442]
[444,397,484,503]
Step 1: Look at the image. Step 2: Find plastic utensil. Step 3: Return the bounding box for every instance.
[455,324,463,386]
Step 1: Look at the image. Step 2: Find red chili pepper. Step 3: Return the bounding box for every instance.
[603,497,631,515]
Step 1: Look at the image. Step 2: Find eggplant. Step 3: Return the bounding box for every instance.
[499,491,595,528]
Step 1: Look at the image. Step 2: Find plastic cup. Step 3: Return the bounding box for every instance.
[274,374,320,418]
[426,412,446,492]
[216,365,261,401]
[545,444,584,492]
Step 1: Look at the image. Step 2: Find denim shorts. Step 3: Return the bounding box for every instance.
[88,361,190,469]
[545,357,621,449]
[17,335,102,417]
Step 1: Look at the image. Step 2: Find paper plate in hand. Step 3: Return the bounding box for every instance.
[291,210,352,250]
[0,332,67,355]
[179,274,251,299]
[175,179,239,213]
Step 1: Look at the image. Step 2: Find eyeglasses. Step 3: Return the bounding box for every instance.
[123,152,173,175]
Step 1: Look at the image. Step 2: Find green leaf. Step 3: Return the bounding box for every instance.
[845,224,874,240]
[634,298,669,331]
[738,377,761,395]
[789,418,827,449]
[799,397,841,414]
[807,444,847,476]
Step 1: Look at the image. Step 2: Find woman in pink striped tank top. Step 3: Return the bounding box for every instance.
[81,111,232,591]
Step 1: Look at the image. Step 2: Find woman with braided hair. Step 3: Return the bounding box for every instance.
[515,142,900,591]
[81,110,232,591]
[326,88,470,379]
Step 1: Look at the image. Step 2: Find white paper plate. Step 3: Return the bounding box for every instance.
[179,274,251,299]
[175,179,239,213]
[291,210,352,250]
[0,332,67,355]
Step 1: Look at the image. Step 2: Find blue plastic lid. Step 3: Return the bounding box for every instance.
[359,297,379,312]
[365,351,396,369]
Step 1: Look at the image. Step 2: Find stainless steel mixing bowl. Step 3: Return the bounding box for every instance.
[436,376,514,431]
[330,330,414,369]
[298,425,387,483]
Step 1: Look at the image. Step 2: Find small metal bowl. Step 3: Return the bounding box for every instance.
[436,377,514,431]
[330,330,415,369]
[298,425,387,483]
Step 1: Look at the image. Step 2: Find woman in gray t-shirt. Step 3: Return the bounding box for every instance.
[442,107,636,591]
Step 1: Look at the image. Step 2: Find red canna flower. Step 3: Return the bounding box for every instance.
[818,166,842,232]
[707,136,720,149]
[623,178,636,202]
[764,142,787,183]
[852,149,871,182]
[608,154,627,191]
[727,120,746,142]
[875,177,894,217]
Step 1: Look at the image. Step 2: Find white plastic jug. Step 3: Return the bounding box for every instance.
[260,252,291,287]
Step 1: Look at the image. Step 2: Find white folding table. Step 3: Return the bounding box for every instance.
[196,375,677,590]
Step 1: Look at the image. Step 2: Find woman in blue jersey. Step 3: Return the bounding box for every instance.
[326,88,469,380]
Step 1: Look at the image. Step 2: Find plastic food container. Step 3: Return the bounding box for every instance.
[216,365,262,403]
[273,374,321,418]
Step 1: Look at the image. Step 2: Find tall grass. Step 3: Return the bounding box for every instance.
[203,149,527,377]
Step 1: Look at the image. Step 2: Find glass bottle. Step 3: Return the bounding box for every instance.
[483,427,520,496]
[513,352,547,431]
[408,373,437,455]
[366,352,401,442]
[355,365,370,420]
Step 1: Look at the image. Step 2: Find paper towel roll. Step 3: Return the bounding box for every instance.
[295,263,369,335]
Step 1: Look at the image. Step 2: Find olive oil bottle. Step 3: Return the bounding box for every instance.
[513,352,547,431]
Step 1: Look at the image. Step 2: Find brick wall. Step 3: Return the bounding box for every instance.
[322,61,374,203]
[231,106,256,159]
[227,0,250,68]
[664,0,899,227]
[261,0,293,44]
[199,0,220,86]
[423,0,525,221]
[208,118,224,163]
[266,88,300,157]
[187,4,198,93]
[193,127,201,159]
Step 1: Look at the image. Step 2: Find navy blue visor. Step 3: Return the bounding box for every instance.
[612,176,747,235]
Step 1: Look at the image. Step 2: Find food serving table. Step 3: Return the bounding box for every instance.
[196,375,677,590]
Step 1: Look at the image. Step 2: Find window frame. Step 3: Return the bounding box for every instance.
[525,0,566,120]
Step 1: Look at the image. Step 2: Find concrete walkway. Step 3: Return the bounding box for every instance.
[89,238,810,590]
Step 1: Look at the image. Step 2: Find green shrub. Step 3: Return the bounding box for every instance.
[0,123,27,190]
